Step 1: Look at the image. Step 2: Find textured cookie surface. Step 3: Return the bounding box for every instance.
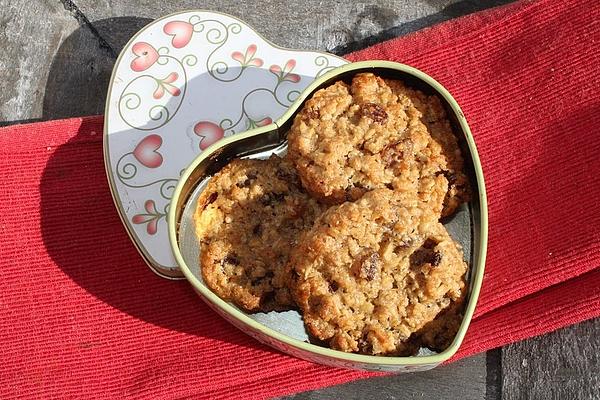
[287,72,469,216]
[194,157,325,312]
[290,189,467,355]
[412,296,466,352]
[391,82,471,216]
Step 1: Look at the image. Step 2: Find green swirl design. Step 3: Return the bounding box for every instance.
[314,55,337,78]
[286,90,301,103]
[116,152,179,201]
[149,105,169,125]
[116,153,138,181]
[188,18,244,82]
[182,54,198,66]
[219,88,274,133]
[272,79,300,108]
[219,118,235,132]
[219,82,297,134]
[189,15,203,28]
[159,179,177,200]
[122,92,141,111]
[118,55,189,131]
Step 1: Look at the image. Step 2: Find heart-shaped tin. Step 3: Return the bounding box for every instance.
[168,60,488,371]
[103,10,347,278]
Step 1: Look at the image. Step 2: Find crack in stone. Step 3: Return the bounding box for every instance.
[59,0,117,58]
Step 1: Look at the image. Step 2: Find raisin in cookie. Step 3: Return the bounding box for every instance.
[287,72,469,216]
[290,189,467,355]
[194,156,325,312]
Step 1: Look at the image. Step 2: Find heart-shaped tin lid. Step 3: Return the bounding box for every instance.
[103,10,347,278]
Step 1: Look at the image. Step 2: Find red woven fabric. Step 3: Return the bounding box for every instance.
[1,0,599,398]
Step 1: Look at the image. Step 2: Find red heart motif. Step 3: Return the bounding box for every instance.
[130,42,159,72]
[133,134,163,168]
[163,21,194,49]
[256,117,273,127]
[194,121,224,150]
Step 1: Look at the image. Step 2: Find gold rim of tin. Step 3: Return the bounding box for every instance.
[168,60,488,366]
[102,9,347,280]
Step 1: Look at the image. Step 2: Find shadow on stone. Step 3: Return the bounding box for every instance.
[331,0,516,55]
[42,17,153,120]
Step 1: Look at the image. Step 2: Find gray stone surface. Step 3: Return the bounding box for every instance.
[0,0,598,399]
[0,1,78,123]
[283,355,487,400]
[0,0,115,124]
[501,318,600,400]
[74,0,458,52]
[72,0,518,54]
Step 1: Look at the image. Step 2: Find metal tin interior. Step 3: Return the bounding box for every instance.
[169,61,488,369]
[178,146,472,346]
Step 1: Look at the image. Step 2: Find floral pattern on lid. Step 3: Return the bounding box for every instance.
[104,10,347,277]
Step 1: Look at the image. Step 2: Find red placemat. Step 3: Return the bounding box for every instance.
[1,0,599,398]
